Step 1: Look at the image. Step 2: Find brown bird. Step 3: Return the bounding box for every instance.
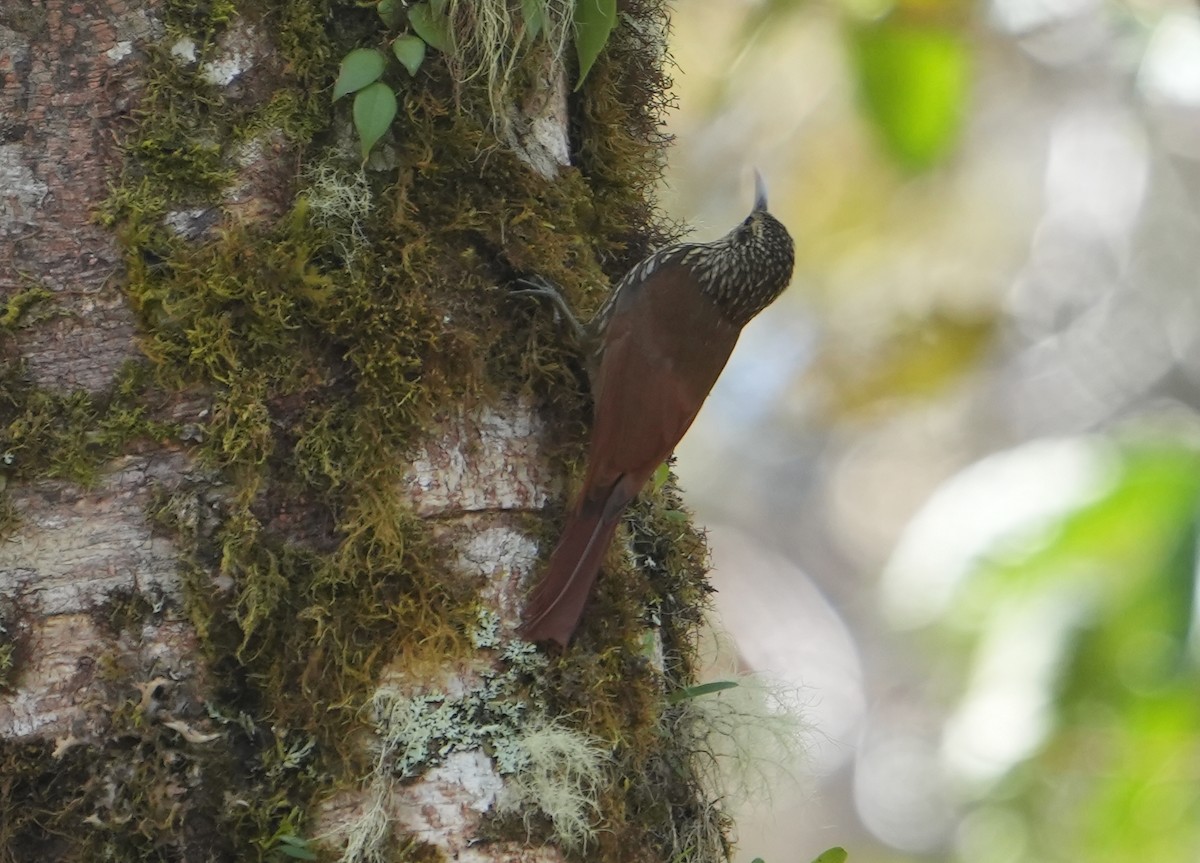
[519,174,795,646]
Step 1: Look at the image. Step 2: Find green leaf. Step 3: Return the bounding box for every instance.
[523,0,545,40]
[812,849,848,863]
[333,48,386,101]
[275,836,317,860]
[409,2,452,53]
[651,460,670,493]
[392,34,426,76]
[353,82,397,162]
[849,20,968,170]
[376,0,402,29]
[638,629,659,660]
[276,847,317,861]
[573,0,617,90]
[667,680,739,704]
[965,444,1200,599]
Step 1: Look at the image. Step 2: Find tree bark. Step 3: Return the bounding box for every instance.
[1,2,725,862]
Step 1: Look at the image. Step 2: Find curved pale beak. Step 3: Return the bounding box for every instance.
[753,169,769,212]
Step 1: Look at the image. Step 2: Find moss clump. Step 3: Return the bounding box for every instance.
[0,596,25,691]
[0,359,178,489]
[99,585,168,637]
[0,495,18,545]
[0,740,94,859]
[0,644,13,691]
[575,0,682,271]
[0,697,323,862]
[0,285,55,330]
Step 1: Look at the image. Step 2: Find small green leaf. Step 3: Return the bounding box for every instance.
[353,82,397,162]
[638,629,659,660]
[667,680,739,704]
[392,34,426,76]
[277,846,317,861]
[333,48,387,101]
[812,848,848,863]
[376,0,402,28]
[573,0,617,90]
[409,2,452,53]
[275,835,317,860]
[523,0,545,40]
[652,460,670,493]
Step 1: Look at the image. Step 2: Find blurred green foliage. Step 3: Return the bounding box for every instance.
[952,440,1200,862]
[819,312,994,415]
[746,0,972,169]
[694,0,1200,861]
[848,19,968,170]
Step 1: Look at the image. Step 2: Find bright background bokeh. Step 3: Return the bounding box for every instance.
[661,1,1200,861]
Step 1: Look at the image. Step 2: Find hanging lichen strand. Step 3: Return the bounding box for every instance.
[0,0,737,861]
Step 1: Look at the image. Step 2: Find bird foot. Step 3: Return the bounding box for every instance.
[510,275,588,343]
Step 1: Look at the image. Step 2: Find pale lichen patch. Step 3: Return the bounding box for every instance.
[0,143,49,237]
[446,520,542,635]
[169,36,197,64]
[104,40,132,62]
[200,23,260,87]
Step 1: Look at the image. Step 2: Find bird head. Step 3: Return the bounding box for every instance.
[698,171,796,324]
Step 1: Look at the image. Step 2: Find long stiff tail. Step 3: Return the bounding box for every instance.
[520,481,629,646]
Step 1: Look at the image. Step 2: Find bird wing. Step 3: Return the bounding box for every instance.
[584,261,743,493]
[521,263,743,645]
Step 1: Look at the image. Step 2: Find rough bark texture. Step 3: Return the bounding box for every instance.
[1,0,172,739]
[1,2,723,862]
[1,0,154,390]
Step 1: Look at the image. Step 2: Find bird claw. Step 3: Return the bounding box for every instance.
[510,275,587,342]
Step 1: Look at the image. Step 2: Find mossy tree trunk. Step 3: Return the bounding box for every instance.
[0,2,726,861]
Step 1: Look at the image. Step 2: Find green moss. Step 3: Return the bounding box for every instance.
[394,838,446,863]
[0,360,178,488]
[0,597,21,691]
[0,644,13,690]
[0,494,18,544]
[0,741,91,859]
[99,586,163,636]
[575,0,682,270]
[0,285,54,330]
[131,47,237,199]
[0,703,322,862]
[162,0,237,30]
